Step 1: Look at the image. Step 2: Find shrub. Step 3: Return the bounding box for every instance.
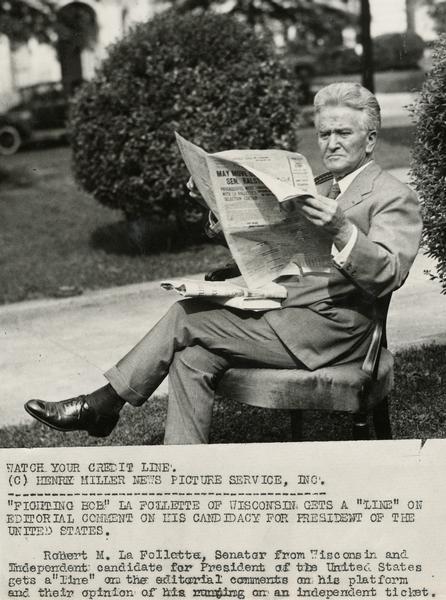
[373,32,425,71]
[69,10,300,234]
[411,35,446,293]
[316,47,361,76]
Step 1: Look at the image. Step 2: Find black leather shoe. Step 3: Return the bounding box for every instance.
[24,396,119,438]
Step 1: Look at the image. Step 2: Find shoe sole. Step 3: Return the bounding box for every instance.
[24,404,115,438]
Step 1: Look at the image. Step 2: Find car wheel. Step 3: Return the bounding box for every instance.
[0,125,22,155]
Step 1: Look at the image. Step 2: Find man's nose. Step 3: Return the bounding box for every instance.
[327,133,340,149]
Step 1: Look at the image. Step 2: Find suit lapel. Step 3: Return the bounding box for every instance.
[337,161,382,212]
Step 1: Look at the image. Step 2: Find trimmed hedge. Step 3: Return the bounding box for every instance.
[316,33,425,77]
[373,32,425,71]
[411,35,446,292]
[316,47,361,75]
[69,11,300,230]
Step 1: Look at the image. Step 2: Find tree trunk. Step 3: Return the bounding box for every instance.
[360,0,375,93]
[406,0,417,33]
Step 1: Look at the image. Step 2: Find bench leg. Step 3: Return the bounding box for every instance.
[290,410,303,441]
[353,412,370,440]
[373,397,392,440]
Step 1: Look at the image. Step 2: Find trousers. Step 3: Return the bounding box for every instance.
[104,298,302,444]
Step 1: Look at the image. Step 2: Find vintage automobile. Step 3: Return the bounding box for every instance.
[0,81,69,155]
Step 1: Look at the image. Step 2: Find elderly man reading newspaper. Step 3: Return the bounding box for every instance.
[25,83,422,444]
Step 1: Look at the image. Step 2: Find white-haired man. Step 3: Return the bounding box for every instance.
[25,82,422,444]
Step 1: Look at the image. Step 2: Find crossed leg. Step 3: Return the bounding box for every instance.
[104,298,301,444]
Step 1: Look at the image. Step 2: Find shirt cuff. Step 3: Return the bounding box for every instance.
[331,225,358,267]
[205,211,223,238]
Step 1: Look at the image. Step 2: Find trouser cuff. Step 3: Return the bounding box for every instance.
[104,366,147,407]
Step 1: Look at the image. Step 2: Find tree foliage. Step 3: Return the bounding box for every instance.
[426,0,446,34]
[56,2,98,51]
[0,0,57,43]
[69,11,300,232]
[165,0,354,55]
[411,34,446,292]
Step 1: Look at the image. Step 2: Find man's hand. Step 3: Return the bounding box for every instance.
[186,176,209,209]
[281,194,354,251]
[186,176,200,198]
[205,262,241,282]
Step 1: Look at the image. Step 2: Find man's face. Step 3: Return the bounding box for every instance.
[315,105,377,178]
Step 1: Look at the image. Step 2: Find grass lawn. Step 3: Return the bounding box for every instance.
[0,125,414,304]
[0,145,231,304]
[1,344,445,447]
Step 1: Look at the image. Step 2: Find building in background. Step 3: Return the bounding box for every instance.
[317,0,359,10]
[370,0,437,40]
[0,0,439,110]
[0,0,158,107]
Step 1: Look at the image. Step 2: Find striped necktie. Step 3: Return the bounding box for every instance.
[328,180,341,199]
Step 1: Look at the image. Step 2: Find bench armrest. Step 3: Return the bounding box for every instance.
[361,320,384,379]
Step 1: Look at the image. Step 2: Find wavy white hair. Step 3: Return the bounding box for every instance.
[314,82,381,131]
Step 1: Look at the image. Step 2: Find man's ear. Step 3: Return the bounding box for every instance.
[366,129,377,154]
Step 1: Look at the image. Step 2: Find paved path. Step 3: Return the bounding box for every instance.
[1,169,445,429]
[376,93,417,127]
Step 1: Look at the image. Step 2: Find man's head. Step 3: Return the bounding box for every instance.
[313,82,381,179]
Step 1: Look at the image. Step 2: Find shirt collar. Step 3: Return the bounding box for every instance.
[335,160,374,195]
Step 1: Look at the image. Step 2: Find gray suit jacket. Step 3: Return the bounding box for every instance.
[264,162,423,369]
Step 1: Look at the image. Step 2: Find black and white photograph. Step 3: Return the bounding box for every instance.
[1,0,446,598]
[1,0,445,447]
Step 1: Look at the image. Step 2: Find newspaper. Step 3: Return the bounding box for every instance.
[160,278,287,310]
[163,133,333,310]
